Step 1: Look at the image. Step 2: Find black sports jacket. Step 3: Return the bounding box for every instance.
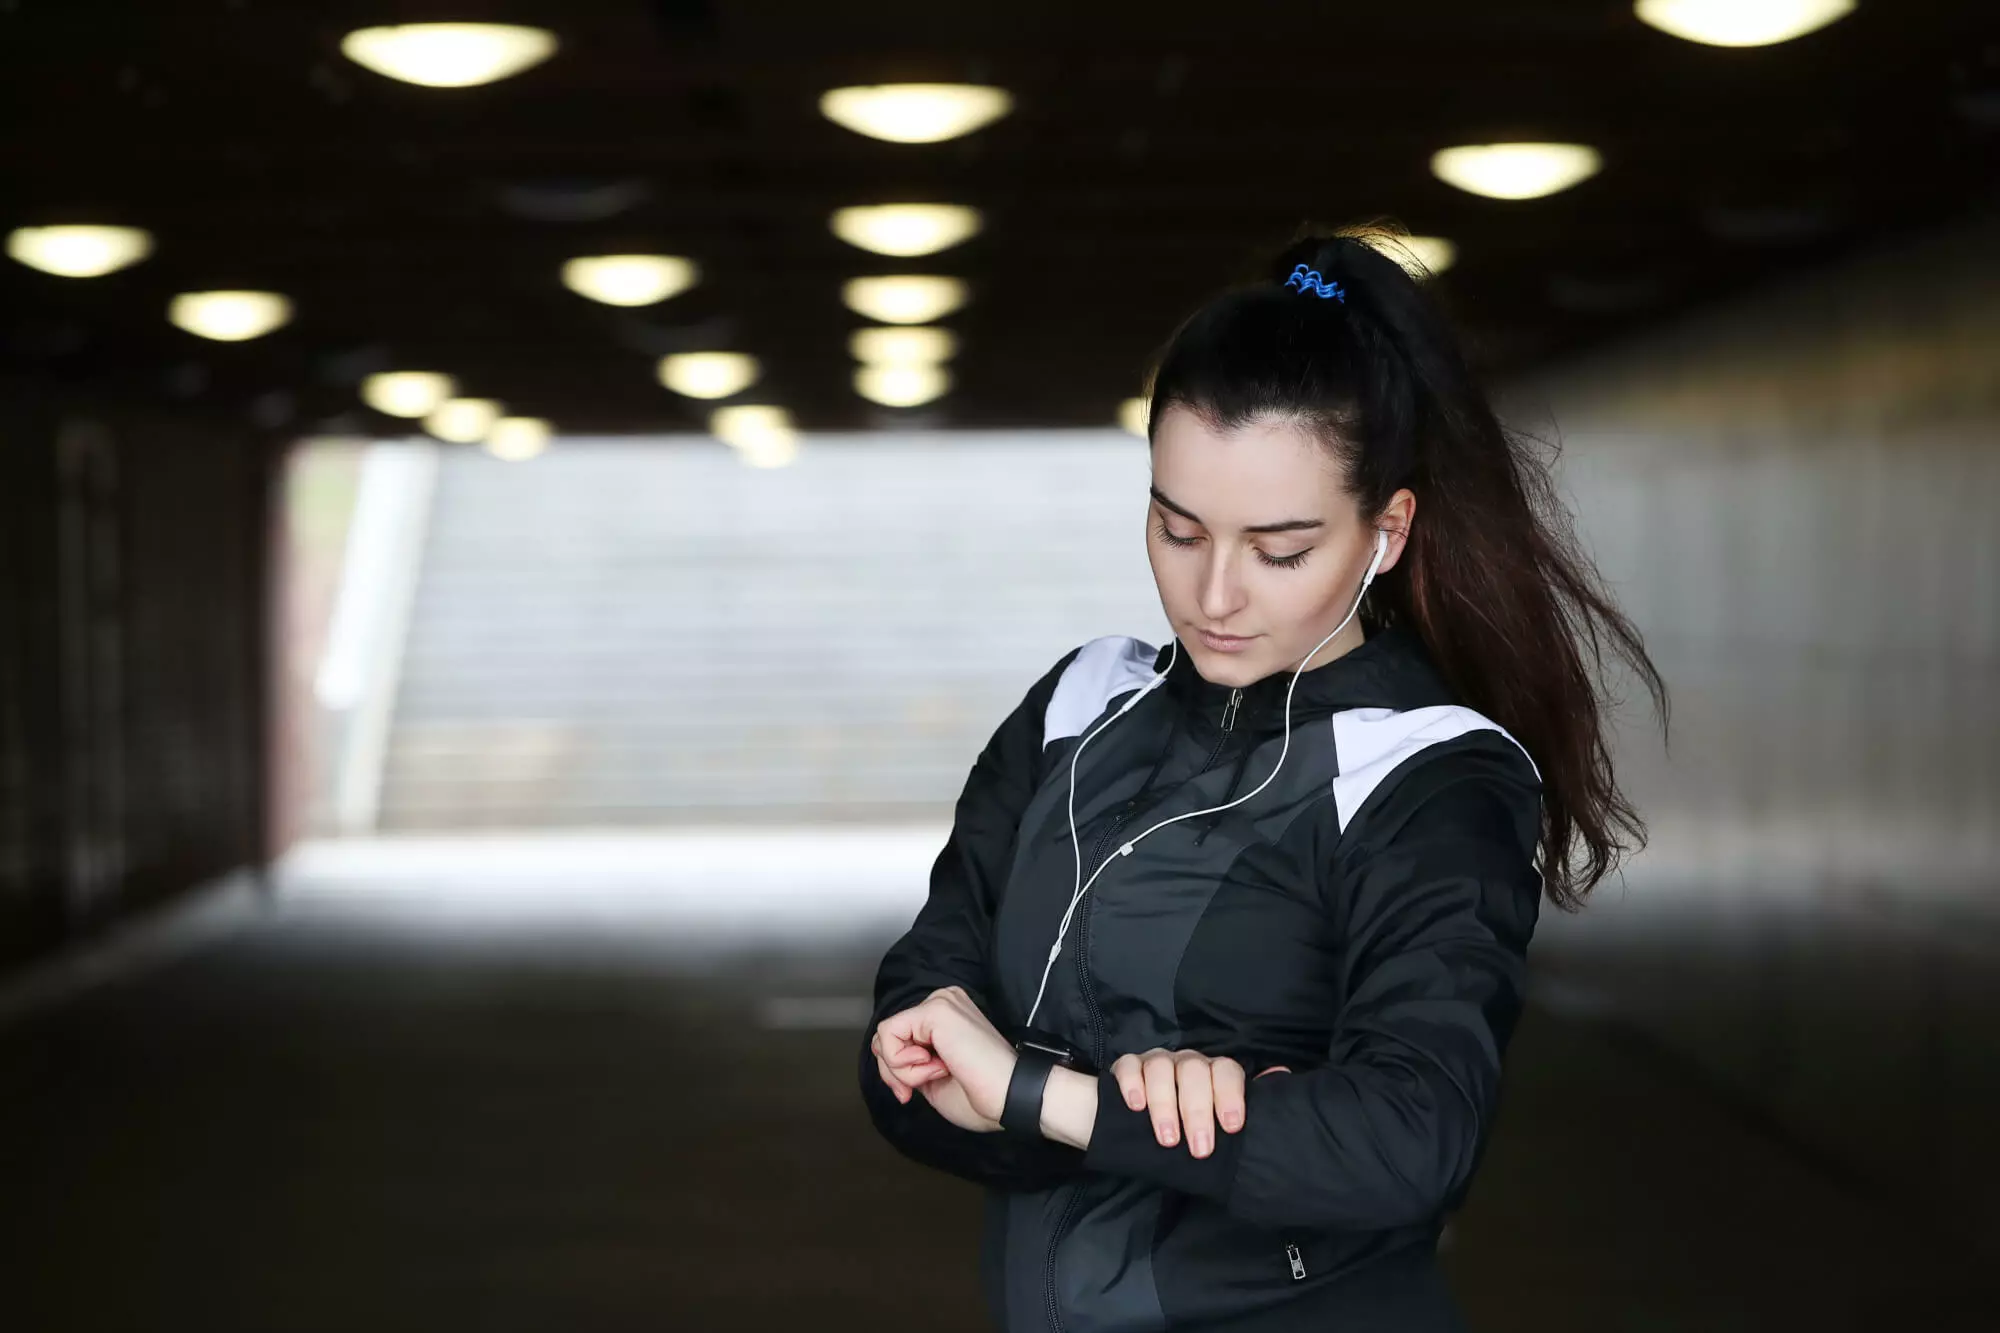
[860,624,1544,1332]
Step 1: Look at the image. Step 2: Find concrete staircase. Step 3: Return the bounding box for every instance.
[375,434,1162,829]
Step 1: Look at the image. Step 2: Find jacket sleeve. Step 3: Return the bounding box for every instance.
[1080,732,1543,1229]
[858,647,1089,1192]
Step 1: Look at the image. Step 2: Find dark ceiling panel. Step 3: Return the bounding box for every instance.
[0,0,1994,436]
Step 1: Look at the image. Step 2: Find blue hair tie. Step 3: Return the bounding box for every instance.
[1284,263,1345,302]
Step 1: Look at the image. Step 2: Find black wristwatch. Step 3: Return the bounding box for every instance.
[1000,1028,1089,1140]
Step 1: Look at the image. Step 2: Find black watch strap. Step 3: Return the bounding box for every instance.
[1000,1045,1060,1140]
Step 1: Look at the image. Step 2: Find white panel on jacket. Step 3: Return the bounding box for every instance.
[1042,636,1160,747]
[1329,705,1538,833]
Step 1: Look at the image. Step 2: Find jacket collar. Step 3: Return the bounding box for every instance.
[1151,622,1455,730]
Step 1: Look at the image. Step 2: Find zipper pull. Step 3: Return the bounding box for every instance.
[1219,688,1242,734]
[1285,1243,1306,1280]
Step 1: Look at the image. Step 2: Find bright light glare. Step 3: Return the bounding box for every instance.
[819,84,1013,143]
[1635,0,1854,46]
[362,372,456,418]
[1118,398,1149,438]
[739,435,800,469]
[710,405,797,450]
[659,352,760,400]
[831,204,983,257]
[484,417,552,461]
[340,23,558,88]
[842,275,967,325]
[560,254,698,307]
[168,291,293,341]
[855,364,949,408]
[1362,234,1459,278]
[424,398,503,443]
[6,225,154,277]
[1430,143,1603,200]
[848,325,957,366]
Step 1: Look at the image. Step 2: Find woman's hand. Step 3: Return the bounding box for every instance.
[871,986,1019,1132]
[1109,1049,1292,1159]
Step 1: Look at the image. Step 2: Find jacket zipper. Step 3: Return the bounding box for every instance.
[1043,687,1248,1331]
[1286,1242,1307,1280]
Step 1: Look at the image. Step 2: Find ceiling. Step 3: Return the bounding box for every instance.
[2,0,1996,437]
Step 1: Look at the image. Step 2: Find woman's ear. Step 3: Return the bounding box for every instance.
[1375,488,1417,575]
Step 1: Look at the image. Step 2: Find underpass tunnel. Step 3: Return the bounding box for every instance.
[2,6,1997,1330]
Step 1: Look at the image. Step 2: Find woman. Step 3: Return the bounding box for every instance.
[859,227,1666,1332]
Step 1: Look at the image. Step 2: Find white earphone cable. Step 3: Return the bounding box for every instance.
[1022,530,1389,1030]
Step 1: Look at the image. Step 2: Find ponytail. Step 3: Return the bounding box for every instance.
[1145,223,1668,907]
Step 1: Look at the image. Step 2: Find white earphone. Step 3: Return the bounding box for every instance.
[1023,529,1389,1028]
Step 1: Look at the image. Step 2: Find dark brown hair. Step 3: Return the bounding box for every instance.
[1145,223,1668,908]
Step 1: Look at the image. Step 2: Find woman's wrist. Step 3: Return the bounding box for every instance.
[1038,1065,1100,1150]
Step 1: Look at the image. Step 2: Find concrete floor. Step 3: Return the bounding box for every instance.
[2,836,1994,1332]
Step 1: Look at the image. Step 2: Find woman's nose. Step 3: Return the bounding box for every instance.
[1198,552,1247,622]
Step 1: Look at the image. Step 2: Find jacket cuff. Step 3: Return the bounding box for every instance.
[1079,1069,1247,1201]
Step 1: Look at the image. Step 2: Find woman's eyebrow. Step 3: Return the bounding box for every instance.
[1149,485,1324,534]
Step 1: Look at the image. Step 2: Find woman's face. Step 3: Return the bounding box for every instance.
[1146,403,1411,688]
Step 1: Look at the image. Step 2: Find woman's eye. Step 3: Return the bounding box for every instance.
[1154,520,1201,548]
[1256,548,1312,569]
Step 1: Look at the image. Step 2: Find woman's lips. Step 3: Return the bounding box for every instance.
[1196,628,1257,653]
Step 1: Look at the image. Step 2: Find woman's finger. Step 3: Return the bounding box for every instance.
[1254,1064,1292,1079]
[1143,1052,1181,1147]
[1211,1057,1247,1134]
[875,1052,911,1103]
[1177,1056,1217,1158]
[1111,1053,1146,1111]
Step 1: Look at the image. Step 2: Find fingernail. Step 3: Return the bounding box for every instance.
[1222,1112,1242,1131]
[1192,1133,1210,1157]
[1127,1092,1142,1110]
[1159,1124,1177,1146]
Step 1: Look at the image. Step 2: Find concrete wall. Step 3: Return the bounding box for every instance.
[1510,204,2000,1257]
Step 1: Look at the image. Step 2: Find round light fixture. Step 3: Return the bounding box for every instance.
[1118,398,1150,439]
[831,204,983,257]
[1430,143,1603,200]
[842,275,967,325]
[855,364,949,408]
[424,397,503,443]
[6,225,154,277]
[361,371,457,418]
[485,416,552,461]
[168,291,293,342]
[819,83,1013,143]
[1361,234,1459,279]
[340,23,558,88]
[658,352,760,400]
[560,254,699,307]
[1635,0,1855,47]
[848,325,957,366]
[710,404,797,450]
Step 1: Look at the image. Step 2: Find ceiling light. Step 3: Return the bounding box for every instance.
[711,405,797,450]
[167,291,293,341]
[831,204,983,257]
[848,325,957,366]
[1118,398,1149,438]
[6,225,154,277]
[819,83,1013,143]
[361,371,456,418]
[561,254,699,307]
[739,435,800,469]
[659,352,760,399]
[485,416,552,461]
[842,275,967,325]
[424,398,503,443]
[339,23,558,88]
[855,364,949,408]
[1430,143,1603,200]
[1635,0,1854,47]
[1363,234,1458,278]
